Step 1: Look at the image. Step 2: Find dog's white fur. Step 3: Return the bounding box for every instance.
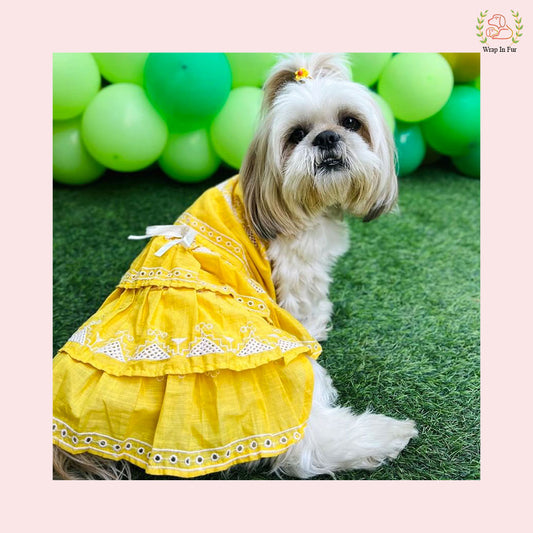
[267,219,417,479]
[53,53,417,480]
[241,53,417,478]
[267,214,349,341]
[272,359,417,477]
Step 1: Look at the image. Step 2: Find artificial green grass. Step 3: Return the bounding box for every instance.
[53,161,479,480]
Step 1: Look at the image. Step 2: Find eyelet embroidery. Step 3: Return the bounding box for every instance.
[56,177,318,480]
[53,417,304,476]
[120,266,198,286]
[95,340,125,362]
[67,319,312,365]
[179,212,253,277]
[68,327,87,345]
[277,339,305,353]
[130,343,170,361]
[216,178,264,253]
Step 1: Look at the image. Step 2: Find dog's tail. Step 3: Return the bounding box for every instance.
[53,445,132,480]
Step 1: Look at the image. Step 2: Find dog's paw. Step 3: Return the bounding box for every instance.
[380,418,418,460]
[352,413,418,469]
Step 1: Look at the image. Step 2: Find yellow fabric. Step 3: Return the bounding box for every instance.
[53,176,321,477]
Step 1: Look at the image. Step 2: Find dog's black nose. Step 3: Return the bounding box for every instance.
[313,130,340,149]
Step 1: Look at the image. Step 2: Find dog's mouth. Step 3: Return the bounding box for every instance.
[317,157,345,172]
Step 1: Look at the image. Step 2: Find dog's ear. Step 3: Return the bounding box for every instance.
[360,100,399,223]
[240,127,297,241]
[362,190,397,222]
[262,63,298,109]
[362,146,398,222]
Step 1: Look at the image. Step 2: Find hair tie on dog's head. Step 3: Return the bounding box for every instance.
[294,67,311,82]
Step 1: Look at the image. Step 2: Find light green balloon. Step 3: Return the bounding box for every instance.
[210,87,263,170]
[226,53,278,88]
[53,118,106,185]
[159,129,221,182]
[347,53,392,86]
[92,53,148,86]
[53,53,101,120]
[81,83,168,172]
[377,53,454,122]
[370,92,395,133]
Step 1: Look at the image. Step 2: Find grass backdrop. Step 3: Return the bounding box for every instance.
[53,161,480,480]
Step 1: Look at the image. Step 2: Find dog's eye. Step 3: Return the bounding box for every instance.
[341,116,362,132]
[288,127,307,144]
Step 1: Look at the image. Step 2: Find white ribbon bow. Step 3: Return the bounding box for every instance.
[128,225,197,257]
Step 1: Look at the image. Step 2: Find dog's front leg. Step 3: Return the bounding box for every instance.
[267,216,350,341]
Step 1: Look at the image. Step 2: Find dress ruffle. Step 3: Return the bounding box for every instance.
[53,176,321,477]
[53,352,314,477]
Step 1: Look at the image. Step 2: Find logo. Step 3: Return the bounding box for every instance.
[476,10,523,52]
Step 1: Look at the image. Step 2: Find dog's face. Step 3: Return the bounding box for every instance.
[241,54,398,241]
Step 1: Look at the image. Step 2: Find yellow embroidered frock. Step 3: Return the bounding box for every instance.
[53,176,321,478]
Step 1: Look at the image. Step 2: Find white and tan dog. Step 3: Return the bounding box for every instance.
[54,53,417,480]
[242,54,416,477]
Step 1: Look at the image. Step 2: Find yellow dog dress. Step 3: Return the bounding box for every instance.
[53,176,321,477]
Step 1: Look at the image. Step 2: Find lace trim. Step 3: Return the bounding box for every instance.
[119,266,198,286]
[53,417,303,476]
[247,278,266,294]
[67,322,317,363]
[216,178,259,248]
[119,270,270,319]
[119,266,272,318]
[217,178,241,220]
[179,212,253,277]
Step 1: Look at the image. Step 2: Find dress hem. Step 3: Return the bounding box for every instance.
[53,417,306,478]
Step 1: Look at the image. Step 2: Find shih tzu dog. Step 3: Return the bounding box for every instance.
[53,53,417,480]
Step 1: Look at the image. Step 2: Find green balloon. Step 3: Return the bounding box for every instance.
[347,53,392,86]
[92,53,148,85]
[144,53,232,132]
[377,53,453,122]
[53,53,101,120]
[440,53,480,83]
[394,122,426,177]
[421,85,480,156]
[159,129,221,182]
[452,143,480,178]
[226,53,278,88]
[210,87,263,170]
[81,83,168,172]
[53,118,106,185]
[422,144,442,166]
[370,92,395,133]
